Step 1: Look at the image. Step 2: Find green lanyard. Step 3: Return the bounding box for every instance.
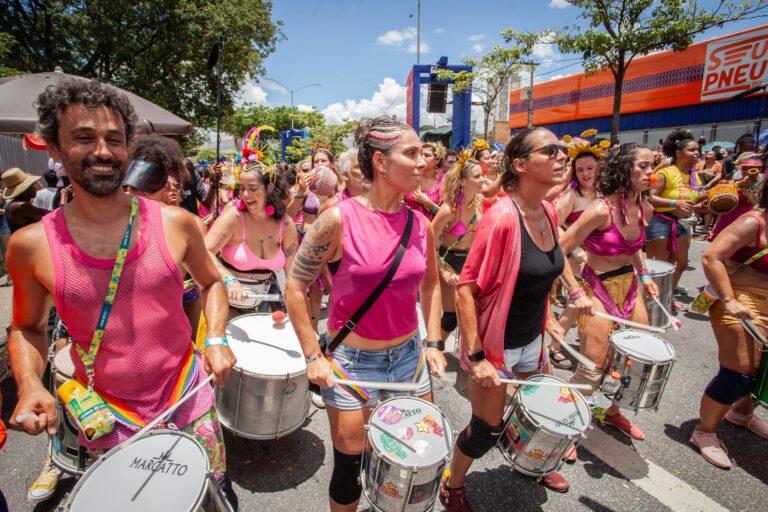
[75,196,139,390]
[440,210,477,265]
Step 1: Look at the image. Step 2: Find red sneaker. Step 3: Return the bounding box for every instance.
[605,410,645,440]
[439,476,473,512]
[539,470,569,493]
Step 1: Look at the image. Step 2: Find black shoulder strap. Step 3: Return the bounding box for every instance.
[327,207,414,353]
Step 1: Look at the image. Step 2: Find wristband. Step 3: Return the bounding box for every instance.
[639,274,653,282]
[294,193,306,199]
[569,287,586,300]
[670,199,677,208]
[430,204,439,216]
[425,340,445,351]
[204,336,229,348]
[467,349,485,362]
[305,351,324,364]
[222,273,237,286]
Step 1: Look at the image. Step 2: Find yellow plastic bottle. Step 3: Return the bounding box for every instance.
[57,380,115,441]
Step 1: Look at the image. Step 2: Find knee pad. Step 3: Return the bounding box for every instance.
[570,363,604,397]
[705,366,756,405]
[441,312,458,333]
[329,448,362,505]
[456,415,504,459]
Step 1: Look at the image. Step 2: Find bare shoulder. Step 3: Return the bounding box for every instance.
[7,221,48,258]
[159,204,203,233]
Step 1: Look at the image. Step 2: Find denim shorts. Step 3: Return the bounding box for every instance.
[320,333,432,410]
[499,335,546,376]
[645,213,691,242]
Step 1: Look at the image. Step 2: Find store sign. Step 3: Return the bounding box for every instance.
[701,26,768,101]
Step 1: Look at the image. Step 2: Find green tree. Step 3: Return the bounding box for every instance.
[437,32,545,140]
[284,120,356,163]
[0,33,22,77]
[226,104,325,142]
[555,0,768,140]
[0,1,282,130]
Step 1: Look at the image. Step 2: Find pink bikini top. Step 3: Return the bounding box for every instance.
[565,210,583,225]
[583,199,645,257]
[220,211,285,272]
[446,201,477,237]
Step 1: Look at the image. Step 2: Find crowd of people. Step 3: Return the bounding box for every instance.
[0,78,767,512]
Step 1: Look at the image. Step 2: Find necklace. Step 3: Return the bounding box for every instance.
[512,194,546,235]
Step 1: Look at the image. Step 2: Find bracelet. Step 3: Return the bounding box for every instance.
[294,193,306,199]
[467,349,485,362]
[305,351,324,364]
[430,204,439,216]
[670,199,677,208]
[222,273,237,286]
[569,287,586,300]
[204,336,229,348]
[425,340,445,351]
[639,274,653,282]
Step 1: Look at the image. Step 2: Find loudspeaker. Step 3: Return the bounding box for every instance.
[427,83,447,113]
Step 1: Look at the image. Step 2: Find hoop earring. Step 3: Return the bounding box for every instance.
[236,198,246,211]
[264,204,275,216]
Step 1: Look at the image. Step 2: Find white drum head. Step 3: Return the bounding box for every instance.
[66,431,208,511]
[53,345,75,383]
[518,375,591,436]
[646,259,675,277]
[369,397,453,468]
[610,329,676,363]
[226,313,305,375]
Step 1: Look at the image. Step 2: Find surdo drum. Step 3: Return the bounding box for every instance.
[361,397,453,512]
[50,345,91,475]
[498,375,591,476]
[644,259,676,328]
[63,430,231,511]
[215,313,310,439]
[606,329,676,412]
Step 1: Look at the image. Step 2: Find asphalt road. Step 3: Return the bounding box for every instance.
[1,240,767,512]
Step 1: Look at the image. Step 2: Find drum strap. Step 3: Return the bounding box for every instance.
[582,264,638,321]
[75,196,139,390]
[326,208,414,354]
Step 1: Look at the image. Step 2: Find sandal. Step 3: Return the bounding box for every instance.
[673,300,685,311]
[549,348,573,370]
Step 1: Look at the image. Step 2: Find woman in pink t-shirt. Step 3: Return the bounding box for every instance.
[285,117,445,512]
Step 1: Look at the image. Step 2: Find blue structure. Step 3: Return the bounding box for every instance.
[406,57,472,149]
[280,128,309,161]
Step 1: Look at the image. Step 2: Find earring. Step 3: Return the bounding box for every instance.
[380,171,388,178]
[264,204,275,216]
[236,198,246,211]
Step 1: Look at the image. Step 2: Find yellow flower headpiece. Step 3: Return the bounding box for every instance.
[471,139,490,152]
[310,142,332,153]
[580,128,598,138]
[454,148,474,173]
[241,160,277,189]
[567,142,604,161]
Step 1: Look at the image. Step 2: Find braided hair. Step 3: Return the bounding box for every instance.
[355,116,411,181]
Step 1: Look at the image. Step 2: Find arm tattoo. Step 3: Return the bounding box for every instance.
[289,217,334,285]
[284,242,299,258]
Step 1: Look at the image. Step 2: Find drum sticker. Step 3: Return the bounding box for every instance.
[407,481,435,505]
[505,414,529,451]
[397,427,414,441]
[377,405,402,425]
[379,482,404,499]
[421,415,445,436]
[413,440,430,457]
[558,387,574,404]
[128,450,189,476]
[521,385,539,396]
[283,382,297,396]
[379,433,407,460]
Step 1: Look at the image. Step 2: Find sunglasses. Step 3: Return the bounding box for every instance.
[523,143,568,159]
[168,181,182,190]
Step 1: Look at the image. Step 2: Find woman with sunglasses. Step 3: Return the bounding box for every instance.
[559,143,659,442]
[285,117,445,512]
[440,128,592,510]
[205,160,298,316]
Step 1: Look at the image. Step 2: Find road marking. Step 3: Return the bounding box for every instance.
[582,428,728,512]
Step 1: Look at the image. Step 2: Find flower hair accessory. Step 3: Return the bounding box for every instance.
[563,128,605,161]
[310,141,332,153]
[471,139,490,152]
[455,148,475,174]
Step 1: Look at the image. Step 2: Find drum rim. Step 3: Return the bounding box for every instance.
[609,329,677,363]
[226,312,306,375]
[512,375,591,437]
[366,395,454,470]
[63,429,210,510]
[645,258,676,274]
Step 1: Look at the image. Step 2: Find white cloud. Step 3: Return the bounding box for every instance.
[472,44,484,53]
[434,27,445,34]
[296,104,314,113]
[407,41,431,54]
[262,81,287,93]
[468,34,486,42]
[532,42,558,67]
[322,78,408,125]
[377,27,417,47]
[548,0,570,8]
[237,82,268,106]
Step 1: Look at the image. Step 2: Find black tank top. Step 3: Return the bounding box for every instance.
[504,205,565,348]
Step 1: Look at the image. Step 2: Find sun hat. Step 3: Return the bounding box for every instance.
[1,168,41,200]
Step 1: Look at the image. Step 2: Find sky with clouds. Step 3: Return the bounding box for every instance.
[239,0,763,125]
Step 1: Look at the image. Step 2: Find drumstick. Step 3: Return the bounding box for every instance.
[14,412,39,424]
[547,335,597,371]
[652,296,681,331]
[334,379,419,392]
[499,378,592,391]
[567,304,666,333]
[739,318,768,348]
[116,374,215,451]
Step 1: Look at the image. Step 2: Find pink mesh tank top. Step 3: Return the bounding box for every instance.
[328,199,427,340]
[43,197,213,449]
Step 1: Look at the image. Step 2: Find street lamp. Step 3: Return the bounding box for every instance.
[263,78,321,129]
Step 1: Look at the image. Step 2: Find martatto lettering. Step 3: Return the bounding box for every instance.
[702,28,768,101]
[129,455,188,476]
[397,407,422,419]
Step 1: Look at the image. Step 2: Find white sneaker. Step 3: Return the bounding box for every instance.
[28,458,62,503]
[311,392,326,409]
[690,428,731,469]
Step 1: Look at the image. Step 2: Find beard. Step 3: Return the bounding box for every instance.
[65,156,126,196]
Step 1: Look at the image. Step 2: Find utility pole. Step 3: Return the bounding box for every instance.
[416,0,421,64]
[519,61,537,128]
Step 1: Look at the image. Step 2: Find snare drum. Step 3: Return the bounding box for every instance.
[645,259,675,328]
[63,430,231,512]
[752,351,768,408]
[606,329,676,412]
[216,313,310,439]
[50,346,90,475]
[498,375,591,477]
[707,183,739,214]
[361,397,453,512]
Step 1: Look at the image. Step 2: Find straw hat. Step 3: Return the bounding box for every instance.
[1,167,41,200]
